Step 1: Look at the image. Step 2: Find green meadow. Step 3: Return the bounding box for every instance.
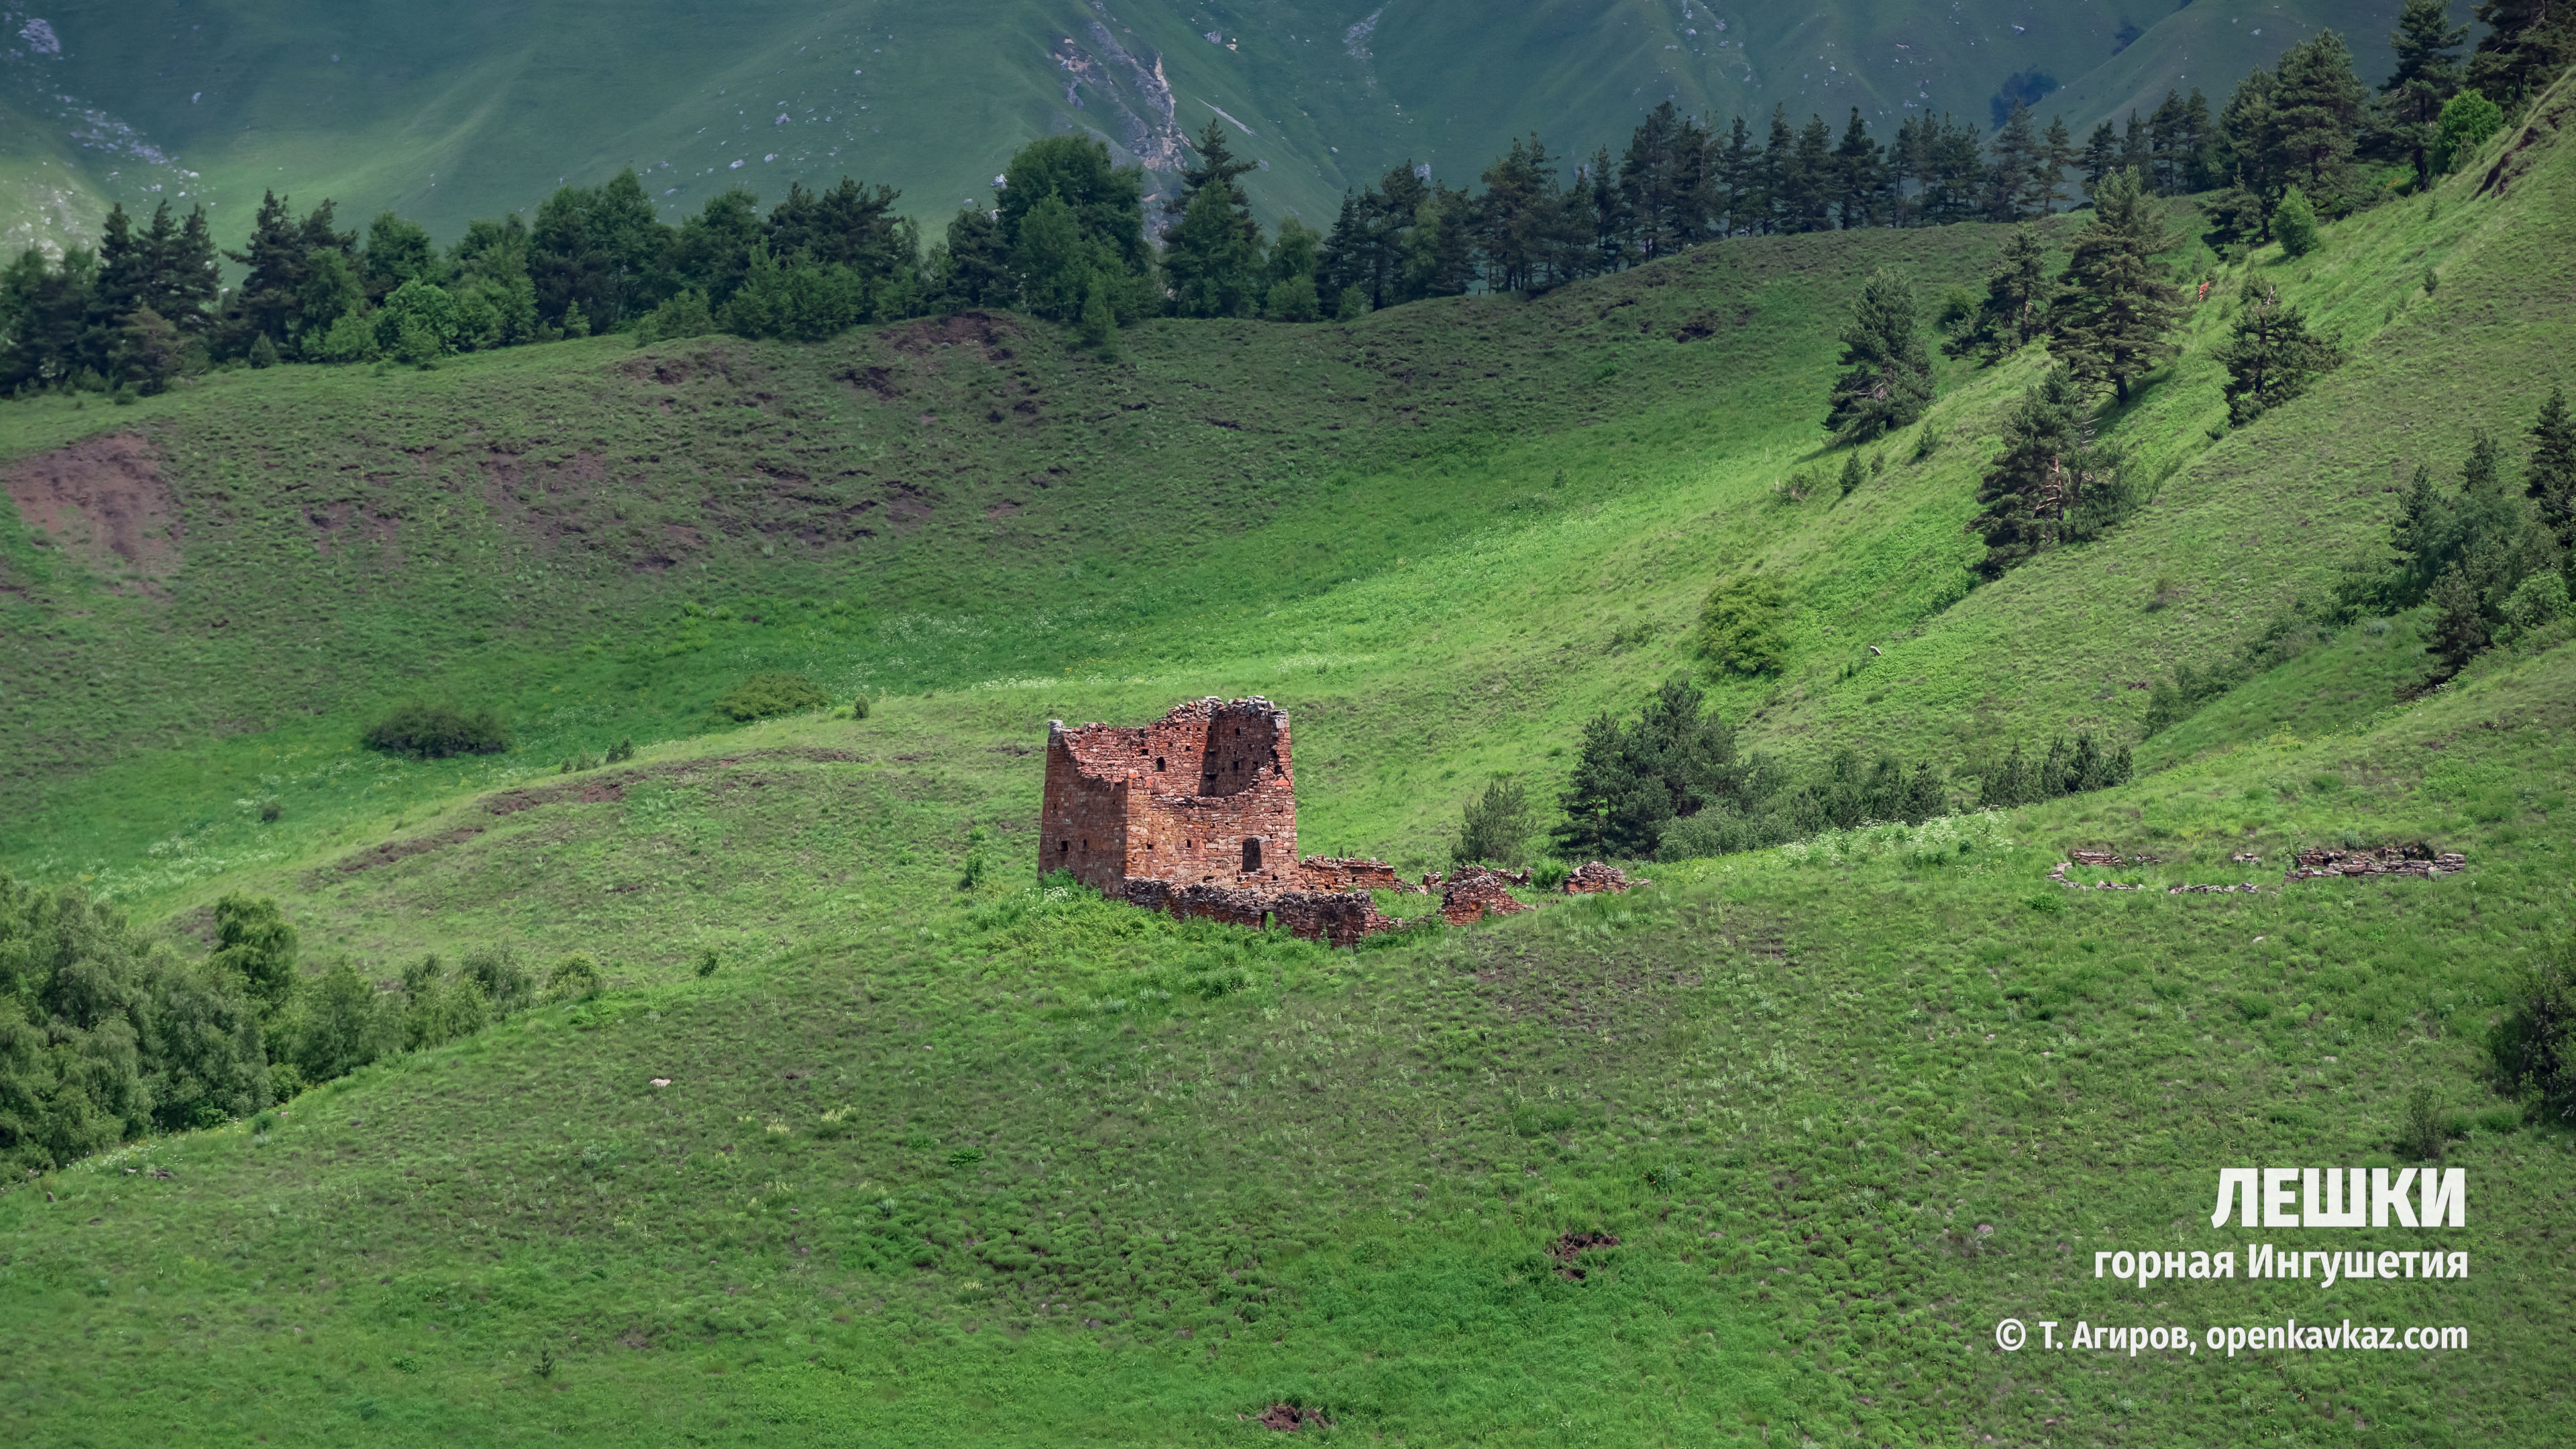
[3,72,2573,1448]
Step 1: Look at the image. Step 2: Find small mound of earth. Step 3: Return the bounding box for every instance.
[1548,1230,1620,1280]
[1257,1403,1331,1431]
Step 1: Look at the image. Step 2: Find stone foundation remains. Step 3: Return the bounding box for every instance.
[1564,861,1639,895]
[1440,867,1532,925]
[1041,697,1522,945]
[2284,842,2465,882]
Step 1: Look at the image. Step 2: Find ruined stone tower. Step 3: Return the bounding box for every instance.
[1040,696,1300,894]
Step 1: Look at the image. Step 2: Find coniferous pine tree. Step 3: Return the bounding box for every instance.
[1943,224,2049,363]
[2383,0,2471,187]
[2468,0,2576,113]
[1832,107,1886,228]
[932,205,1014,311]
[2526,386,2576,555]
[1969,367,2124,576]
[2216,284,2343,425]
[1984,103,2048,221]
[1161,181,1264,318]
[2080,120,2122,199]
[2048,167,2183,405]
[1824,267,1934,441]
[2040,113,2078,211]
[2268,32,2373,213]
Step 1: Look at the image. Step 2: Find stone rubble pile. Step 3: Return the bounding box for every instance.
[1564,861,1640,894]
[2283,843,2466,882]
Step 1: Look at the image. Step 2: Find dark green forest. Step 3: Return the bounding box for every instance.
[7,10,2555,398]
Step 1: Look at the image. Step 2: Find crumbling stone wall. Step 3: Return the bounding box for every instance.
[1122,879,1399,949]
[1042,697,1299,894]
[1291,856,1411,892]
[1441,866,1532,924]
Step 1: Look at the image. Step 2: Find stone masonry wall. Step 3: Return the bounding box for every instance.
[1043,696,1465,948]
[1122,879,1399,949]
[1289,856,1411,892]
[1044,698,1299,890]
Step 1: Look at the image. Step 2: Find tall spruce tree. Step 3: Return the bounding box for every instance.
[1758,105,1796,233]
[1984,102,2049,221]
[2048,167,2183,404]
[2469,0,2576,113]
[1832,108,1887,228]
[2040,113,2078,211]
[2268,32,2373,212]
[1552,676,1750,859]
[1162,173,1265,317]
[2079,120,2121,198]
[1969,367,2125,576]
[2526,386,2576,554]
[1824,267,1934,441]
[221,192,356,358]
[1620,102,1709,256]
[1943,225,2049,363]
[1583,145,1635,271]
[2211,68,2282,240]
[2216,284,2343,425]
[1788,113,1835,231]
[1171,119,1258,239]
[2383,0,2471,186]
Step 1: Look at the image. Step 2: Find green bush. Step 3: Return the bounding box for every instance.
[1452,774,1535,868]
[400,955,488,1050]
[547,953,602,1001]
[2489,937,2576,1124]
[1697,574,1790,676]
[462,946,535,1016]
[0,877,276,1171]
[210,892,300,1019]
[2273,186,2320,259]
[2400,1084,2449,1161]
[714,673,830,721]
[849,695,872,720]
[288,959,398,1084]
[2433,89,2505,174]
[362,702,511,758]
[635,287,716,345]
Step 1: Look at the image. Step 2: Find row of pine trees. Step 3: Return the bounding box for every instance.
[3,2,2568,397]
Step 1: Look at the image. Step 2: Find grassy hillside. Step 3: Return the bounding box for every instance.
[2,63,2573,1449]
[3,0,2405,253]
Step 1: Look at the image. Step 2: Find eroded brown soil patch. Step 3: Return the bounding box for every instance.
[1548,1230,1620,1280]
[3,433,182,587]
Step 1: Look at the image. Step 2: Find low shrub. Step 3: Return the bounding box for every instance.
[1452,775,1534,868]
[2400,1084,2449,1161]
[463,945,535,1015]
[715,673,830,721]
[547,953,602,1001]
[2489,937,2576,1124]
[363,702,511,758]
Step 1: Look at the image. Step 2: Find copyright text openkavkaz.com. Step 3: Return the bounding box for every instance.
[1990,1167,2471,1361]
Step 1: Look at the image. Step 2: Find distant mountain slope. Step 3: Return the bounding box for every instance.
[4,0,2405,254]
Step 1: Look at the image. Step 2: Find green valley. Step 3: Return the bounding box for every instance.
[7,0,2403,253]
